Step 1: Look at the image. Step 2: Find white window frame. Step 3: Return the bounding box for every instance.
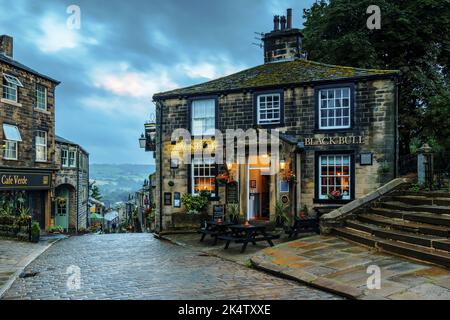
[318,154,351,200]
[257,93,281,125]
[35,131,47,162]
[2,74,23,102]
[191,157,216,197]
[68,150,77,168]
[36,85,47,111]
[3,140,18,160]
[318,87,351,130]
[61,149,69,167]
[191,99,216,137]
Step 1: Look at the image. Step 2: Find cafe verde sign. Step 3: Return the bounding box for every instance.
[304,135,365,147]
[0,172,51,190]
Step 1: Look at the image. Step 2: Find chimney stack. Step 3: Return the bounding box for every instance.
[0,35,13,58]
[280,16,286,30]
[273,15,280,31]
[287,8,292,29]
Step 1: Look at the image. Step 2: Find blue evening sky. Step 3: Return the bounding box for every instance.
[0,0,315,164]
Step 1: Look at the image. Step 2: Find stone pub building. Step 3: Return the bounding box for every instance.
[151,10,399,232]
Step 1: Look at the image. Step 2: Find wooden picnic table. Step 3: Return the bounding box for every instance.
[218,224,279,253]
[198,220,234,245]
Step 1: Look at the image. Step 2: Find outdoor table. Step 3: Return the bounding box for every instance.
[218,224,279,253]
[198,220,234,245]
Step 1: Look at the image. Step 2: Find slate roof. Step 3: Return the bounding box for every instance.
[0,53,60,84]
[56,135,89,155]
[154,59,399,100]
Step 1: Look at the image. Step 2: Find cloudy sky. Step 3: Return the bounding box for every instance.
[0,0,315,164]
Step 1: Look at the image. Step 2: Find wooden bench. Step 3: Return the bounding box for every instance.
[218,225,280,253]
[286,217,319,239]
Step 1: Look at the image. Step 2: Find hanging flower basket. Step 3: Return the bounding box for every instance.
[216,173,229,185]
[282,170,297,184]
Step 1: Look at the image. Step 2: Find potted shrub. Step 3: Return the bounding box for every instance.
[274,201,289,228]
[181,191,209,214]
[226,203,240,224]
[31,222,40,243]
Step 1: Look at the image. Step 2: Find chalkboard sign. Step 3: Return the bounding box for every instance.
[213,205,225,220]
[226,182,239,204]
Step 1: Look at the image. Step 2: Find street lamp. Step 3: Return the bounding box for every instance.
[139,133,146,148]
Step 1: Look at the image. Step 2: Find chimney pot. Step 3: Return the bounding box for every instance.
[273,15,280,31]
[287,8,293,29]
[280,16,287,30]
[0,35,13,58]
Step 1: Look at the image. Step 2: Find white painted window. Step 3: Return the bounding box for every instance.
[318,87,351,129]
[2,74,23,102]
[36,85,47,110]
[192,157,216,197]
[257,93,281,125]
[3,140,18,160]
[319,155,351,200]
[191,99,215,136]
[35,131,47,162]
[69,150,77,168]
[61,149,68,167]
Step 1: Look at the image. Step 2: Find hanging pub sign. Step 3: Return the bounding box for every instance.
[0,171,51,190]
[304,135,365,147]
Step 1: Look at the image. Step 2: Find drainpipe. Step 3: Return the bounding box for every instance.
[156,101,164,234]
[76,146,80,234]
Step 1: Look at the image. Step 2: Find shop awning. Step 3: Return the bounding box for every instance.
[90,213,104,220]
[3,124,22,141]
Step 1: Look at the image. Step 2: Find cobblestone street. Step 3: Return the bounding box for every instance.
[2,234,340,300]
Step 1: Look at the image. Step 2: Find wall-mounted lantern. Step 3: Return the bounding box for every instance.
[139,133,146,149]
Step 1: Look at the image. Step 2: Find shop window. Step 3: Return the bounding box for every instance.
[318,87,351,129]
[318,154,351,200]
[192,157,217,197]
[256,93,281,125]
[36,85,47,110]
[2,74,23,102]
[191,99,215,136]
[35,130,47,162]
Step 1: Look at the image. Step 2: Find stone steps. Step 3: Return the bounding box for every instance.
[388,195,450,207]
[333,227,450,268]
[358,213,450,237]
[346,219,450,252]
[378,201,450,215]
[369,207,450,227]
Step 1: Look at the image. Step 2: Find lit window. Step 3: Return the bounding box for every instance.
[318,87,351,129]
[2,74,23,102]
[191,99,215,136]
[69,150,77,167]
[257,93,281,125]
[319,155,351,200]
[61,149,68,167]
[192,157,216,197]
[36,85,47,110]
[35,131,47,162]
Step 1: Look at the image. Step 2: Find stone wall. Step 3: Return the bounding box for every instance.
[155,77,397,229]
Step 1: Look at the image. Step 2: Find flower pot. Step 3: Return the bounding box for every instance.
[31,234,40,243]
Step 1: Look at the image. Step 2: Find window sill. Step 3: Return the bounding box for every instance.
[35,160,49,163]
[1,98,22,107]
[34,108,50,115]
[314,128,352,133]
[2,158,18,161]
[313,198,353,205]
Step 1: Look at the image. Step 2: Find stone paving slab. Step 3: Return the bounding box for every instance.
[250,235,450,300]
[0,236,64,298]
[2,234,340,300]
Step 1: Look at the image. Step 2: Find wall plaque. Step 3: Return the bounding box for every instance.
[304,135,365,146]
[213,205,225,220]
[173,192,181,208]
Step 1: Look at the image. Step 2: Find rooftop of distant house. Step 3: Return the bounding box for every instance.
[56,135,89,155]
[153,59,399,100]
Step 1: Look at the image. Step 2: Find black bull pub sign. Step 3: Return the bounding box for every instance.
[0,172,51,190]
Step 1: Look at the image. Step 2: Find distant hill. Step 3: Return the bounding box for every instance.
[89,164,155,207]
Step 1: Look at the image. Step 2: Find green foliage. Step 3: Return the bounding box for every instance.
[90,181,103,201]
[409,183,420,193]
[302,0,450,155]
[181,192,209,214]
[226,203,240,221]
[31,222,40,237]
[48,225,64,233]
[274,201,289,225]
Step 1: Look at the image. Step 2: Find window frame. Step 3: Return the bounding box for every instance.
[254,90,284,127]
[315,83,354,131]
[314,150,355,204]
[61,149,69,167]
[36,84,47,111]
[188,97,218,137]
[35,130,48,162]
[3,140,18,160]
[68,150,77,168]
[190,157,218,198]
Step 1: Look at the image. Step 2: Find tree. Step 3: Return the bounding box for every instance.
[302,0,450,155]
[90,181,103,201]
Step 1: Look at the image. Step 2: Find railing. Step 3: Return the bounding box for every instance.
[399,154,417,176]
[434,151,450,189]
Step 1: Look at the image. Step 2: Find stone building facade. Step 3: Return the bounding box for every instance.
[151,10,399,232]
[0,35,60,230]
[54,136,89,232]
